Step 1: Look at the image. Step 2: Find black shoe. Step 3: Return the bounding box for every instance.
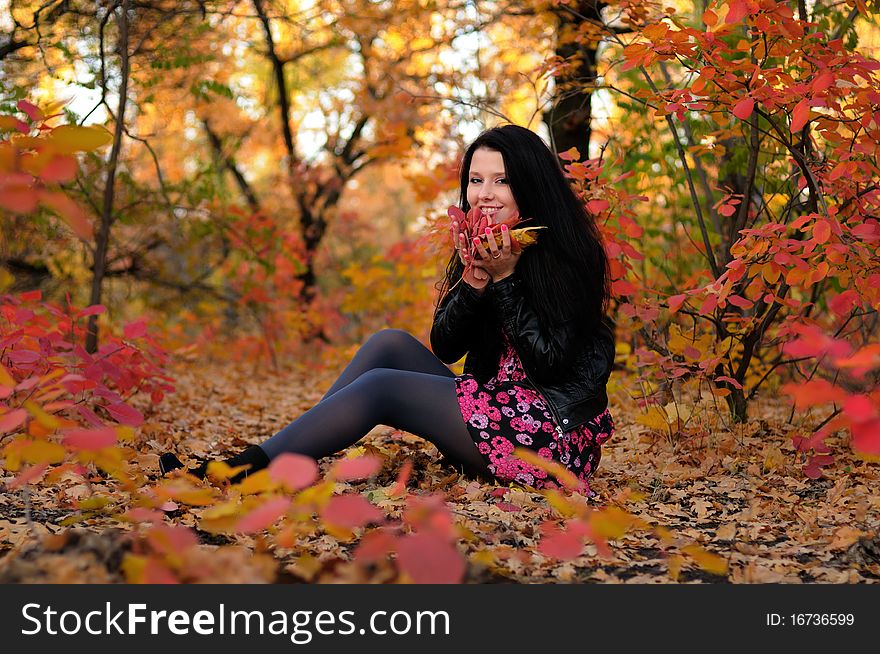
[158,452,207,479]
[225,445,271,484]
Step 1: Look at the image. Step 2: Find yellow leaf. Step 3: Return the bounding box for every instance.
[121,554,148,583]
[23,400,61,430]
[296,479,335,507]
[78,495,111,511]
[471,550,495,566]
[46,125,113,154]
[667,554,684,581]
[0,363,15,387]
[234,469,275,495]
[200,500,242,520]
[636,406,671,431]
[22,439,66,464]
[682,543,728,575]
[543,488,578,517]
[590,506,636,540]
[206,460,250,481]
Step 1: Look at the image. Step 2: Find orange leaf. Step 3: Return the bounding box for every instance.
[39,190,93,241]
[790,99,810,132]
[812,219,831,244]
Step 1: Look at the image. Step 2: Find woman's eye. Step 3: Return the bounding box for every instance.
[469,177,482,184]
[497,178,508,184]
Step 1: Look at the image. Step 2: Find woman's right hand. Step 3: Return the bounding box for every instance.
[452,220,490,292]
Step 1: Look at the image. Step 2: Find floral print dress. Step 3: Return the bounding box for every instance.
[454,332,614,495]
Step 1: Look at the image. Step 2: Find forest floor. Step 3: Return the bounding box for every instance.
[1,355,879,583]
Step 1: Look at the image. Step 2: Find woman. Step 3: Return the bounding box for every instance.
[160,124,615,493]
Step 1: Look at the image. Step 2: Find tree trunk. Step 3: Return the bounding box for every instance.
[543,2,605,157]
[86,0,130,354]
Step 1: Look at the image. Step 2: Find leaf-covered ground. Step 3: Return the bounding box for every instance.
[1,356,878,583]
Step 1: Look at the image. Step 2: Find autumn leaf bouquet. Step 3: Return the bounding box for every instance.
[447,204,546,259]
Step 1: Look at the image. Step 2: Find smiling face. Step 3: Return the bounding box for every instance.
[466,147,519,226]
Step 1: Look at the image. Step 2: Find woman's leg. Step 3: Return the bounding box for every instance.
[320,329,454,401]
[260,368,488,476]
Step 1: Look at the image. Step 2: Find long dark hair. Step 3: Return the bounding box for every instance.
[435,124,610,342]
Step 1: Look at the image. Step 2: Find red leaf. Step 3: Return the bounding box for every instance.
[725,0,749,23]
[353,529,397,564]
[39,156,77,183]
[146,524,198,556]
[727,294,754,309]
[586,199,609,214]
[668,293,687,313]
[558,147,580,162]
[0,187,39,213]
[539,528,584,559]
[732,97,755,120]
[332,455,381,481]
[237,497,291,534]
[714,376,743,390]
[320,494,384,529]
[9,463,49,489]
[268,452,318,490]
[611,278,637,296]
[17,100,43,122]
[781,379,846,409]
[843,395,877,422]
[76,304,106,318]
[790,99,811,132]
[390,459,413,497]
[812,71,834,93]
[829,290,859,318]
[395,533,465,583]
[103,402,144,426]
[496,501,521,513]
[0,408,28,433]
[123,319,148,339]
[63,427,117,450]
[851,418,880,457]
[143,559,179,584]
[7,350,40,364]
[20,290,42,302]
[698,294,719,315]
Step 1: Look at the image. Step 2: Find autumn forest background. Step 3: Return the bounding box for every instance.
[1,0,879,583]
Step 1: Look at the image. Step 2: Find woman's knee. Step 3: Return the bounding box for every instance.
[364,328,420,356]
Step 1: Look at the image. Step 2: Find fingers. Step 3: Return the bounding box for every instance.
[472,237,490,261]
[500,224,512,256]
[484,227,500,258]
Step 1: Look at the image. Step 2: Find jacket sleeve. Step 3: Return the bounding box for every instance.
[490,272,578,383]
[430,281,486,364]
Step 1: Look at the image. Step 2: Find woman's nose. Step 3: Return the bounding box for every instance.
[479,182,494,199]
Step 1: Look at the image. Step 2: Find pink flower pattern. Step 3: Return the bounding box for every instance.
[455,333,615,495]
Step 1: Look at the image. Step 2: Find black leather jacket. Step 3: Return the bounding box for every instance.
[430,272,615,435]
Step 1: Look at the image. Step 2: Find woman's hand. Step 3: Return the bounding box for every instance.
[451,219,490,292]
[471,223,521,282]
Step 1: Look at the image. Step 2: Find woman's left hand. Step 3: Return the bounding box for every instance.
[471,223,522,282]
